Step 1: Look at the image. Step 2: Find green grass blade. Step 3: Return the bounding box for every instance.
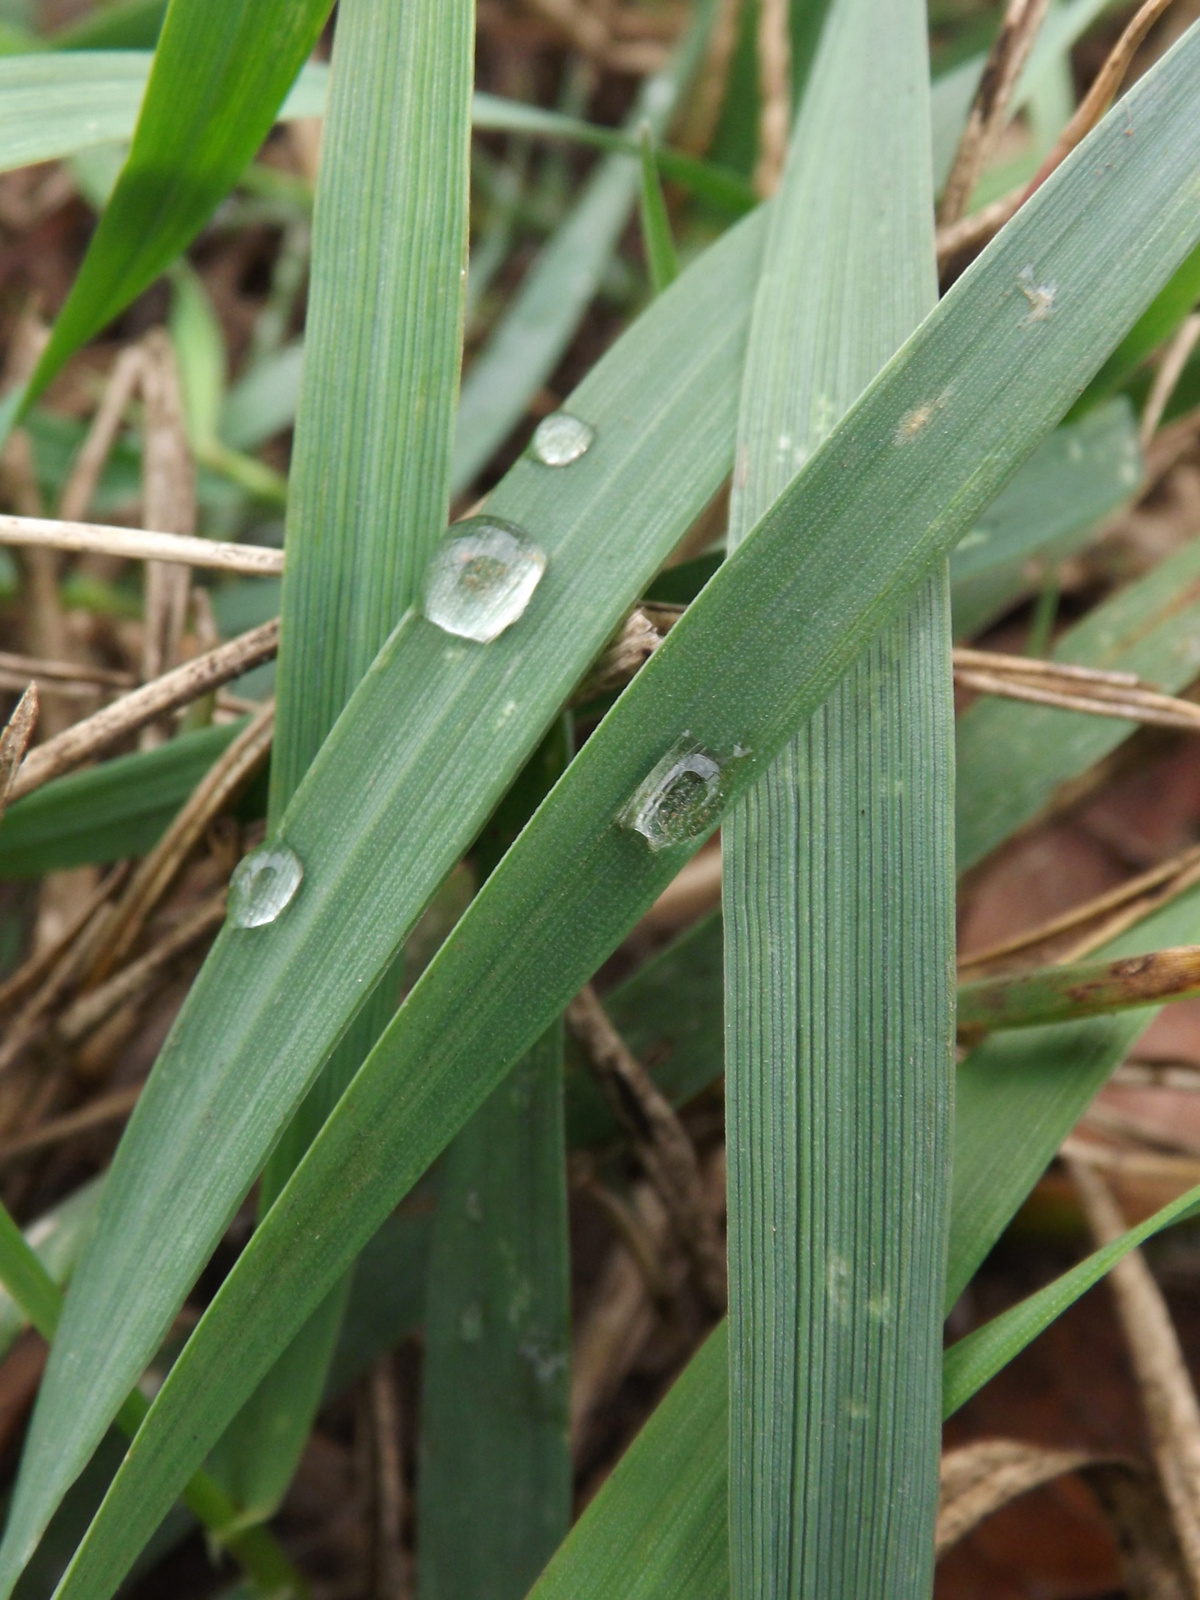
[1071,239,1200,416]
[957,536,1200,873]
[637,126,680,295]
[37,36,1200,1595]
[48,0,166,51]
[0,209,766,1595]
[0,1182,102,1363]
[944,1179,1200,1417]
[8,1,334,420]
[418,1027,570,1599]
[213,0,474,1528]
[417,725,572,1598]
[450,0,719,494]
[723,1,947,1593]
[0,721,247,877]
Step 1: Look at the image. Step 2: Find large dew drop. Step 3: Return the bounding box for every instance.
[423,518,547,643]
[622,736,724,850]
[228,843,304,929]
[529,412,595,467]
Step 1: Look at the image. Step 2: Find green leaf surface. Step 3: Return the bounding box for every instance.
[1072,239,1200,416]
[12,0,335,417]
[722,0,949,1594]
[38,33,1200,1596]
[0,1183,102,1364]
[957,536,1200,874]
[0,205,766,1594]
[949,397,1141,638]
[637,126,680,295]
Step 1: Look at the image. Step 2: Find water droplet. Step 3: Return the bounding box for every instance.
[228,844,303,929]
[622,736,725,850]
[460,1302,484,1343]
[529,412,595,467]
[423,518,547,643]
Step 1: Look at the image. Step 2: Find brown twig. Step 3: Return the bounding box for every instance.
[0,685,38,816]
[752,0,790,198]
[958,842,1200,975]
[565,984,725,1311]
[57,346,146,524]
[140,332,197,743]
[59,895,226,1044]
[674,0,742,155]
[952,668,1200,733]
[7,620,280,804]
[937,0,1175,276]
[0,652,134,691]
[88,699,273,981]
[1068,1157,1200,1590]
[1141,314,1200,451]
[0,1083,141,1165]
[368,1358,408,1600]
[0,515,284,575]
[936,0,1051,228]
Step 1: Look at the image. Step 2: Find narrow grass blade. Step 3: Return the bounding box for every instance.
[0,208,766,1594]
[944,1179,1200,1417]
[48,1,166,51]
[418,725,571,1599]
[723,1,948,1593]
[958,945,1200,1034]
[450,0,719,494]
[638,126,679,295]
[531,1325,730,1600]
[37,37,1200,1595]
[214,0,474,1528]
[9,0,335,419]
[1072,239,1200,415]
[0,1181,102,1362]
[418,1027,570,1599]
[958,537,1200,873]
[0,721,248,877]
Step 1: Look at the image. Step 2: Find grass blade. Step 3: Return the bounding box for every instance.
[36,33,1200,1595]
[943,1178,1200,1417]
[637,126,680,294]
[5,0,334,422]
[210,0,474,1528]
[722,0,948,1594]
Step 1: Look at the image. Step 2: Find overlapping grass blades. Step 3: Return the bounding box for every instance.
[0,206,766,1596]
[26,30,1200,1596]
[207,0,474,1527]
[722,0,950,1593]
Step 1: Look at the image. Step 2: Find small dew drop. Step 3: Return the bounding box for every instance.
[424,517,547,643]
[228,844,303,929]
[529,411,595,467]
[1018,265,1057,325]
[622,736,725,850]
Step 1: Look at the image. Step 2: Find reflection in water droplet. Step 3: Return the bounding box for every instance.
[228,844,303,928]
[622,736,725,850]
[424,518,547,643]
[529,412,595,467]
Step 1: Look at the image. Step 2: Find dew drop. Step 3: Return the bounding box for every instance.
[529,411,595,467]
[423,517,547,643]
[228,843,303,929]
[622,736,725,850]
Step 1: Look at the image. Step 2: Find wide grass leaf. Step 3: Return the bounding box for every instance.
[34,32,1200,1596]
[722,0,949,1594]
